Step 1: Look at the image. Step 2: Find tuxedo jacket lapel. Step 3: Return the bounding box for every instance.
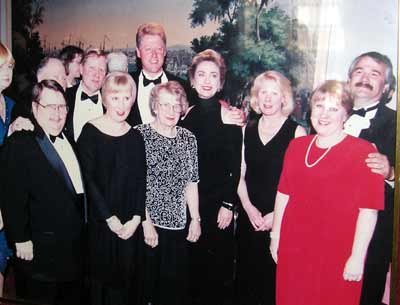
[35,133,76,195]
[359,105,387,142]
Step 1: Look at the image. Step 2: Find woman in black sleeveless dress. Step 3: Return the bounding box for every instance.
[235,71,306,305]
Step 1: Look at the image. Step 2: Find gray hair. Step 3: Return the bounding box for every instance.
[107,52,129,73]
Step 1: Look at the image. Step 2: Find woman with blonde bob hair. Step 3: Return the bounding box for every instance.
[270,80,383,305]
[0,41,15,297]
[0,42,15,143]
[249,70,294,116]
[235,70,306,305]
[78,72,146,305]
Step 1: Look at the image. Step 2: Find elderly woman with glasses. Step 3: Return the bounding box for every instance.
[135,80,200,305]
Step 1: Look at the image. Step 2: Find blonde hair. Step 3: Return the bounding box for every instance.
[101,72,137,103]
[310,80,353,115]
[250,71,294,116]
[136,22,167,48]
[0,42,15,67]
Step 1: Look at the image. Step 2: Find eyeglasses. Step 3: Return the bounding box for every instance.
[36,102,69,114]
[158,102,183,113]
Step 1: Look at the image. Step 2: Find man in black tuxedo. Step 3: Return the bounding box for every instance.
[1,80,86,305]
[65,49,107,142]
[127,22,188,126]
[344,51,396,305]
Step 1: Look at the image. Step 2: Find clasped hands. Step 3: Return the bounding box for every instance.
[245,204,273,231]
[106,215,140,240]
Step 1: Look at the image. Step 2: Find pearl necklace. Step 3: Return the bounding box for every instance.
[304,135,332,168]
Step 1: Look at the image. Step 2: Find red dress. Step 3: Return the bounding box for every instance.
[276,135,384,305]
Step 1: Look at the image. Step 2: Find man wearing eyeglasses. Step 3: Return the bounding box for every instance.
[1,79,86,305]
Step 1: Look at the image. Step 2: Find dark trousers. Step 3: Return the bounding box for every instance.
[144,227,188,305]
[90,278,130,305]
[23,277,82,305]
[188,217,234,305]
[360,209,392,305]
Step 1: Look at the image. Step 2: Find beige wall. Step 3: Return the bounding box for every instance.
[0,0,12,48]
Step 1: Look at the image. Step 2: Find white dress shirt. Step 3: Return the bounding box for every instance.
[137,70,168,124]
[344,101,394,187]
[73,82,103,141]
[344,101,379,137]
[48,133,84,194]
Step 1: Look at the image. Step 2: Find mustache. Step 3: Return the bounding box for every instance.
[355,82,373,91]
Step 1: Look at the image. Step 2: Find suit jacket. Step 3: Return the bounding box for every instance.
[64,84,105,142]
[1,125,86,282]
[126,69,189,126]
[359,103,396,258]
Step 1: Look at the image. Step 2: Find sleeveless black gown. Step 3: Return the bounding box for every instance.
[235,117,298,305]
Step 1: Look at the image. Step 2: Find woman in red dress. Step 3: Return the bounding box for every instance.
[270,80,384,305]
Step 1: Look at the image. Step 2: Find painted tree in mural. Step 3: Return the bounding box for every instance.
[190,0,307,103]
[11,0,46,94]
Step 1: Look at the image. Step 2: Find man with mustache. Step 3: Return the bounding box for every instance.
[345,51,396,305]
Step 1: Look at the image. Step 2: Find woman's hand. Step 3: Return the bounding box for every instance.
[217,206,233,230]
[142,220,158,248]
[269,233,279,263]
[106,215,123,234]
[343,255,364,281]
[257,212,274,231]
[9,117,34,136]
[243,204,263,230]
[187,219,201,242]
[118,216,141,240]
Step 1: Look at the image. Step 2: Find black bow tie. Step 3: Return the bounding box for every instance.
[143,73,162,87]
[351,104,379,117]
[49,133,64,143]
[81,92,99,104]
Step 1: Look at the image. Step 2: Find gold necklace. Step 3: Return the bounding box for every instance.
[304,135,332,168]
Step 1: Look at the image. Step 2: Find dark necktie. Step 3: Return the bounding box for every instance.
[143,73,163,87]
[49,133,64,143]
[351,104,379,117]
[81,92,99,104]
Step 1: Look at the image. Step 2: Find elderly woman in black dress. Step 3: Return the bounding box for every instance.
[136,81,200,305]
[78,72,146,305]
[181,49,242,305]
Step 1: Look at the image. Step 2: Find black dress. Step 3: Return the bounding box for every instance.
[181,96,242,305]
[77,123,146,305]
[235,117,298,305]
